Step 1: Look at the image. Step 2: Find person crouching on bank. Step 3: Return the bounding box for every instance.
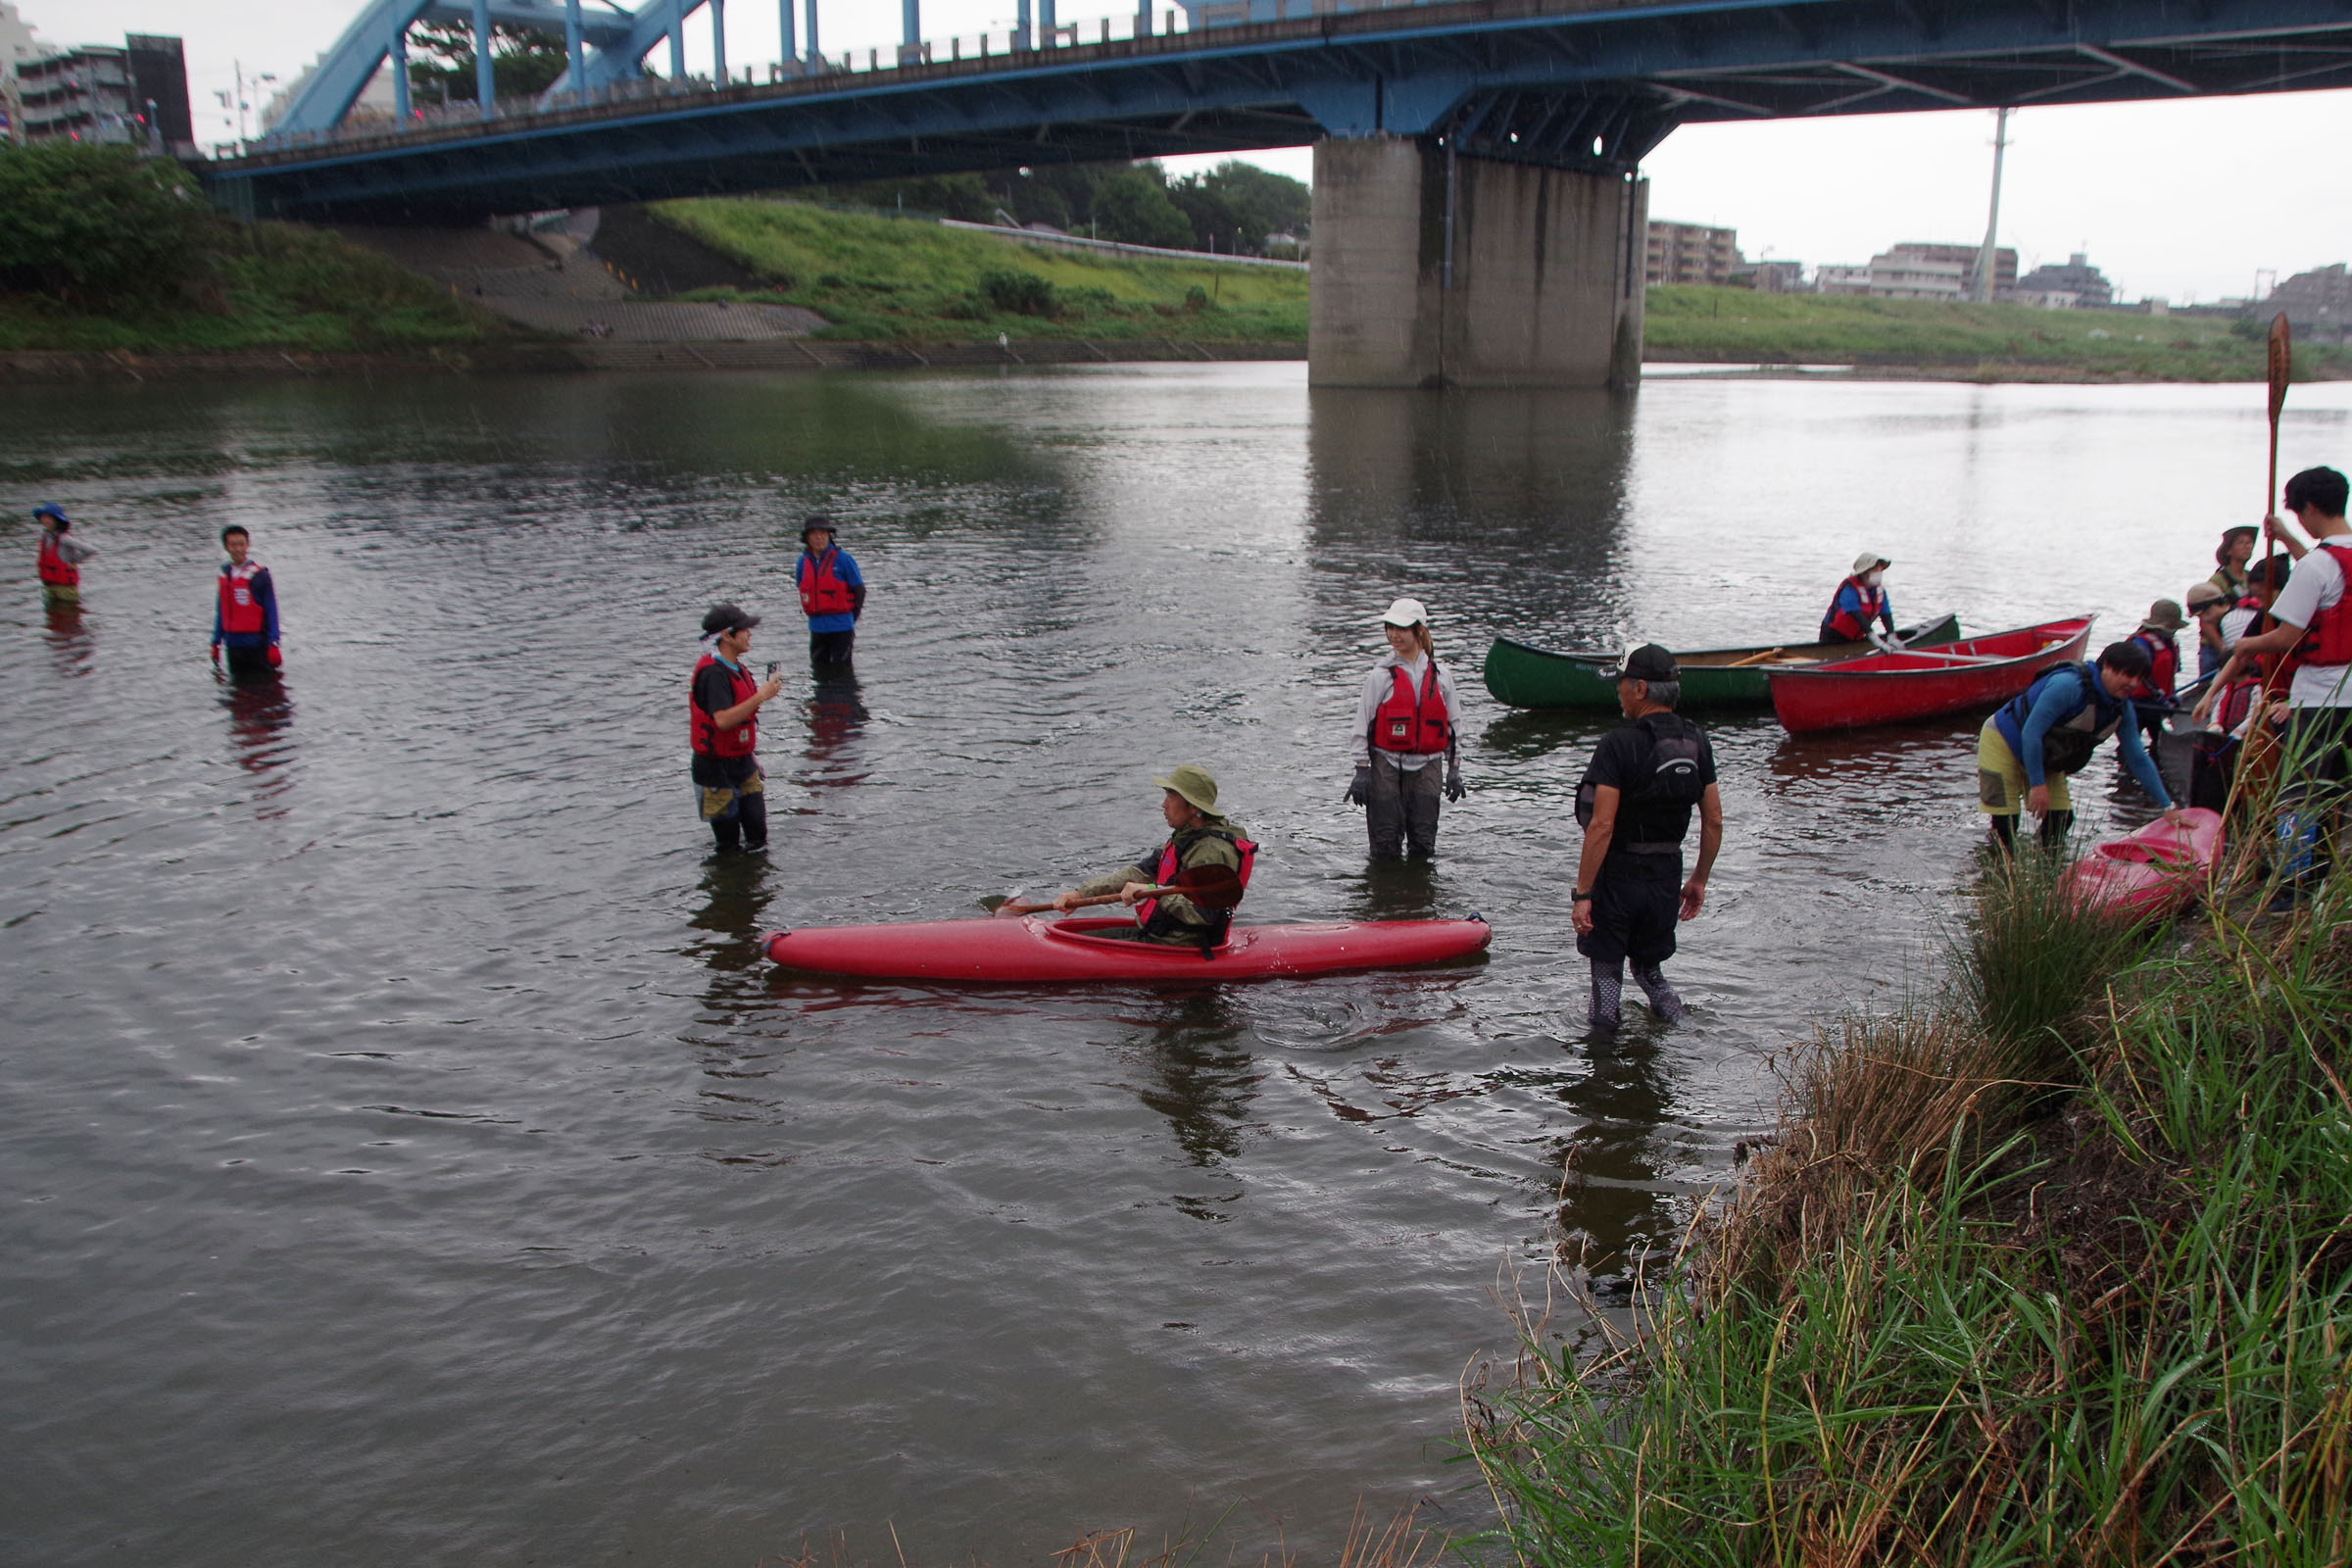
[1571,644,1723,1033]
[691,604,785,855]
[1051,764,1255,947]
[1346,598,1466,859]
[1978,640,2180,852]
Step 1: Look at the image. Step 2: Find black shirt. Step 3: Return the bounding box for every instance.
[691,660,760,787]
[1580,714,1718,850]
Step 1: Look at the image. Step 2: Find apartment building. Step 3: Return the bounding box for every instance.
[1646,220,1741,286]
[14,33,192,153]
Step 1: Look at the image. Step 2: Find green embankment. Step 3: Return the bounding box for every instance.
[1646,283,2352,380]
[0,144,513,355]
[646,198,1308,343]
[1469,828,2352,1562]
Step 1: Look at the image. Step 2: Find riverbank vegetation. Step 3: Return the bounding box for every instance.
[0,144,513,353]
[646,197,1308,342]
[1647,284,2352,380]
[1470,835,2352,1561]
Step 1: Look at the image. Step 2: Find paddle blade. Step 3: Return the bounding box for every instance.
[2269,314,2292,419]
[1167,864,1245,909]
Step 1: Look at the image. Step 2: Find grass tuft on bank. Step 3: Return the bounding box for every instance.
[1645,285,2352,380]
[644,197,1308,343]
[0,144,515,354]
[1469,822,2352,1563]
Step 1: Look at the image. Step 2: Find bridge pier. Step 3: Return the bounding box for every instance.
[1307,136,1647,390]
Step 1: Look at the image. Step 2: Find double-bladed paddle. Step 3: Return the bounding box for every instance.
[987,863,1245,918]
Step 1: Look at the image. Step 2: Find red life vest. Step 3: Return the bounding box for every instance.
[798,547,857,617]
[2127,628,2178,701]
[1135,828,1256,935]
[1370,661,1450,755]
[1821,575,1886,642]
[37,531,77,588]
[218,563,268,634]
[2287,540,2352,671]
[689,654,760,758]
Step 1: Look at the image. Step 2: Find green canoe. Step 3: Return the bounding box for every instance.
[1481,612,1965,710]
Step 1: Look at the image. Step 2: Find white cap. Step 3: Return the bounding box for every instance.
[1381,597,1430,628]
[1852,551,1890,574]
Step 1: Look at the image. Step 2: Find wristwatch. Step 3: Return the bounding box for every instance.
[1573,891,1594,903]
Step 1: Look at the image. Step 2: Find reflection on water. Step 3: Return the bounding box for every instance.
[796,667,870,794]
[217,673,294,817]
[1115,991,1260,1194]
[42,602,92,680]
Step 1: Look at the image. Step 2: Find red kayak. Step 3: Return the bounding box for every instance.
[2059,808,2225,920]
[762,914,1492,982]
[1768,616,2095,733]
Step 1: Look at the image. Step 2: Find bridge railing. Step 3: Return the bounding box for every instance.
[241,3,1208,160]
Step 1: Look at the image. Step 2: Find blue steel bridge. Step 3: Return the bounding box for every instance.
[214,0,2352,221]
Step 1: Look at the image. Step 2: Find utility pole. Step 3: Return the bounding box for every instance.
[1973,106,2010,304]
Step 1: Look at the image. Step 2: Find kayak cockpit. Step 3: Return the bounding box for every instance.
[1037,916,1233,959]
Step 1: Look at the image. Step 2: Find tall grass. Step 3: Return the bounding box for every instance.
[1467,813,2352,1564]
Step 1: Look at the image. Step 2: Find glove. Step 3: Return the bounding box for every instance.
[209,644,221,667]
[1344,765,1372,808]
[1445,763,1467,803]
[266,644,282,669]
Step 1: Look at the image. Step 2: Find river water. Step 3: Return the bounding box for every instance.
[4,367,2346,1565]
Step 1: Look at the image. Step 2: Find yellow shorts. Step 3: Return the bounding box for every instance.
[697,768,763,819]
[1976,725,2071,817]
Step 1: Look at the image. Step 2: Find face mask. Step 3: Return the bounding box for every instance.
[1864,570,1884,587]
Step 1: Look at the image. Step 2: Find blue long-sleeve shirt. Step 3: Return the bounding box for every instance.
[211,564,280,649]
[2002,664,2171,806]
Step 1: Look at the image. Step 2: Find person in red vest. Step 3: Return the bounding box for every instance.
[1050,764,1252,946]
[1819,552,1897,646]
[2195,466,2352,902]
[2126,598,2187,752]
[1345,598,1465,859]
[794,515,865,666]
[34,504,94,608]
[692,604,786,854]
[210,525,281,679]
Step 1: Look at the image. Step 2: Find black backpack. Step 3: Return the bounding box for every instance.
[1577,713,1708,828]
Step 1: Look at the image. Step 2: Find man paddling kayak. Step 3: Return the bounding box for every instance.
[1050,764,1255,946]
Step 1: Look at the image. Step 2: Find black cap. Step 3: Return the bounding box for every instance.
[702,603,760,636]
[1612,643,1679,682]
[801,514,837,541]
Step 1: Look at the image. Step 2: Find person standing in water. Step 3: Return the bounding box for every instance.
[1345,598,1466,859]
[34,505,93,608]
[795,515,865,667]
[1571,645,1723,1032]
[691,604,786,855]
[210,526,281,679]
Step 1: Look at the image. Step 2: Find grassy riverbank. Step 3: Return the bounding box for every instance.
[645,198,1309,343]
[0,145,514,354]
[1470,835,2352,1560]
[1646,285,2352,380]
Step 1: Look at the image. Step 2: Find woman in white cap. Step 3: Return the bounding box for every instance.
[1345,598,1466,858]
[1819,552,1897,647]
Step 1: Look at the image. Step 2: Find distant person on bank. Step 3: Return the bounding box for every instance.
[210,525,281,679]
[2209,524,2259,602]
[34,504,93,607]
[1051,764,1254,946]
[691,604,786,855]
[1571,644,1723,1033]
[2193,466,2352,901]
[1819,551,1897,646]
[1345,598,1466,859]
[795,515,865,667]
[1978,640,2179,852]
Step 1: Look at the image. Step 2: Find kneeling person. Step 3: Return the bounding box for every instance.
[1572,645,1723,1031]
[1978,640,2177,850]
[1052,764,1255,947]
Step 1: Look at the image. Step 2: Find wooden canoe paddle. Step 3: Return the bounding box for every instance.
[991,863,1245,917]
[2259,314,2291,639]
[1726,646,1786,668]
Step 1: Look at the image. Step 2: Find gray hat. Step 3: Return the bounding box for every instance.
[2184,582,2228,610]
[1152,763,1220,814]
[2143,598,2187,632]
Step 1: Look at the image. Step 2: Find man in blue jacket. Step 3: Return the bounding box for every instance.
[210,525,281,680]
[795,515,865,666]
[1977,640,2180,851]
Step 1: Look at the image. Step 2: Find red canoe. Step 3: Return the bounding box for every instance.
[2059,808,2225,920]
[762,914,1492,982]
[1768,616,2094,733]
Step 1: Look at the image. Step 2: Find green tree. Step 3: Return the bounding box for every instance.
[406,22,567,105]
[0,143,214,306]
[1091,167,1192,249]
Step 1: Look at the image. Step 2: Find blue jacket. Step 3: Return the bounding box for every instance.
[1992,662,2171,805]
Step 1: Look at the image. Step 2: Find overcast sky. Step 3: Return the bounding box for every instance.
[30,0,2352,303]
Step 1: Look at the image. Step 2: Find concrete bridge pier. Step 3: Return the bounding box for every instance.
[1308,136,1647,390]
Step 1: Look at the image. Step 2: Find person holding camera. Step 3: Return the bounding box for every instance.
[692,604,786,855]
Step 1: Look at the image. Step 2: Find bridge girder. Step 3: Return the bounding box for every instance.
[228,0,2352,219]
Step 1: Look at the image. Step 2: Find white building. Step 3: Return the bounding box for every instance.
[1816,265,1872,296]
[1866,250,1966,300]
[0,1,47,144]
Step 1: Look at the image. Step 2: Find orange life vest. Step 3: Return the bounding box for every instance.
[689,654,759,759]
[1370,661,1450,755]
